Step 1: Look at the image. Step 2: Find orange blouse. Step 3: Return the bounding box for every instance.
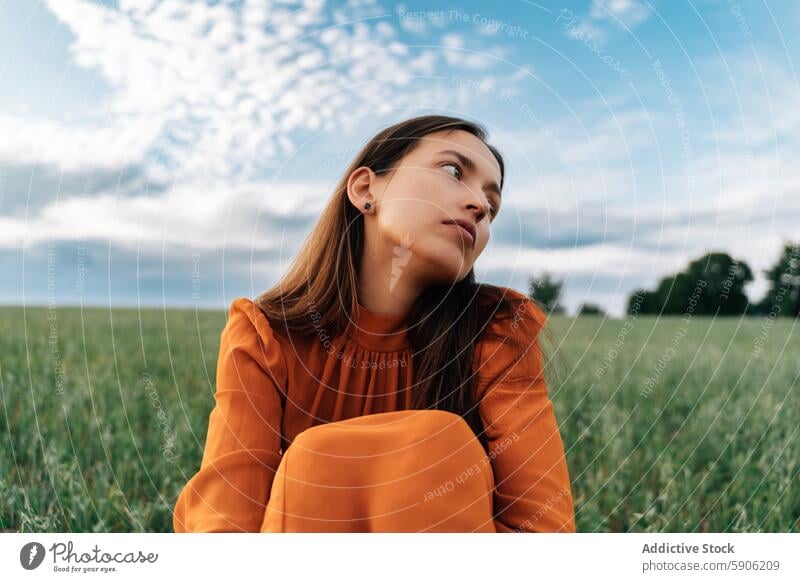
[173,287,576,533]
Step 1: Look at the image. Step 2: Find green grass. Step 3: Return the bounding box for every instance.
[0,305,797,532]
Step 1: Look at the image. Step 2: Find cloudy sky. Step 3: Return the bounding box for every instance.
[1,0,798,315]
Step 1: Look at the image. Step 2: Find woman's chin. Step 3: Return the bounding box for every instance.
[421,244,472,282]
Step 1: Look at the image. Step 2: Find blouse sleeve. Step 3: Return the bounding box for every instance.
[173,297,287,532]
[474,290,576,533]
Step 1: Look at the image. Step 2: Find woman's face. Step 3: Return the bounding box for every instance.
[349,129,502,286]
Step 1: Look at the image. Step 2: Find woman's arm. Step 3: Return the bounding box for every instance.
[475,291,576,533]
[173,298,287,532]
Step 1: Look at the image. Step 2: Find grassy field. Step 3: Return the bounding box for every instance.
[0,304,797,532]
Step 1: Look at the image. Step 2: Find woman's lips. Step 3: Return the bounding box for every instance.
[443,222,475,248]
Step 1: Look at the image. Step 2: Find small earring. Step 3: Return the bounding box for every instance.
[364,203,372,211]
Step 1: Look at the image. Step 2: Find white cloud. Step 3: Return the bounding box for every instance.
[590,0,653,30]
[560,0,652,45]
[0,178,330,252]
[1,0,529,189]
[0,112,163,172]
[440,33,511,68]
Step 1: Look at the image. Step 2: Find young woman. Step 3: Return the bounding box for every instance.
[172,115,576,533]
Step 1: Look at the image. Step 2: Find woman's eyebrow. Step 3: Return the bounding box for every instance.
[436,149,502,199]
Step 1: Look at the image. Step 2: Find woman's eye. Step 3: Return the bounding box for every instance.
[442,162,462,179]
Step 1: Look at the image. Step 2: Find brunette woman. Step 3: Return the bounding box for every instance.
[173,115,576,533]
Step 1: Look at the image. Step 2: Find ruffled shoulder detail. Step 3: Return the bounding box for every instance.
[226,297,279,337]
[222,297,289,393]
[473,286,548,399]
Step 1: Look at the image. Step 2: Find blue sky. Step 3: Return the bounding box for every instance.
[1,0,798,315]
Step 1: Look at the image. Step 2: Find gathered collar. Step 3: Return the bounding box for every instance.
[344,300,412,351]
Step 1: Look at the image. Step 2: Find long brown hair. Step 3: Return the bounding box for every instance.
[255,114,530,453]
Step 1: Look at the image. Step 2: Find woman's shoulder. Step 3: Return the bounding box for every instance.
[226,297,270,326]
[216,298,291,394]
[222,297,288,352]
[472,285,548,390]
[228,296,267,316]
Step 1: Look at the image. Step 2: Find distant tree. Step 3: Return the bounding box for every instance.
[758,242,800,318]
[627,289,656,315]
[654,272,693,314]
[578,303,605,317]
[528,273,564,315]
[627,252,753,315]
[684,252,753,315]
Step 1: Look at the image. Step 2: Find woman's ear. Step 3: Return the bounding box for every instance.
[346,166,377,213]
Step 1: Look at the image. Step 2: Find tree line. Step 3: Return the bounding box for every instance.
[527,241,800,318]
